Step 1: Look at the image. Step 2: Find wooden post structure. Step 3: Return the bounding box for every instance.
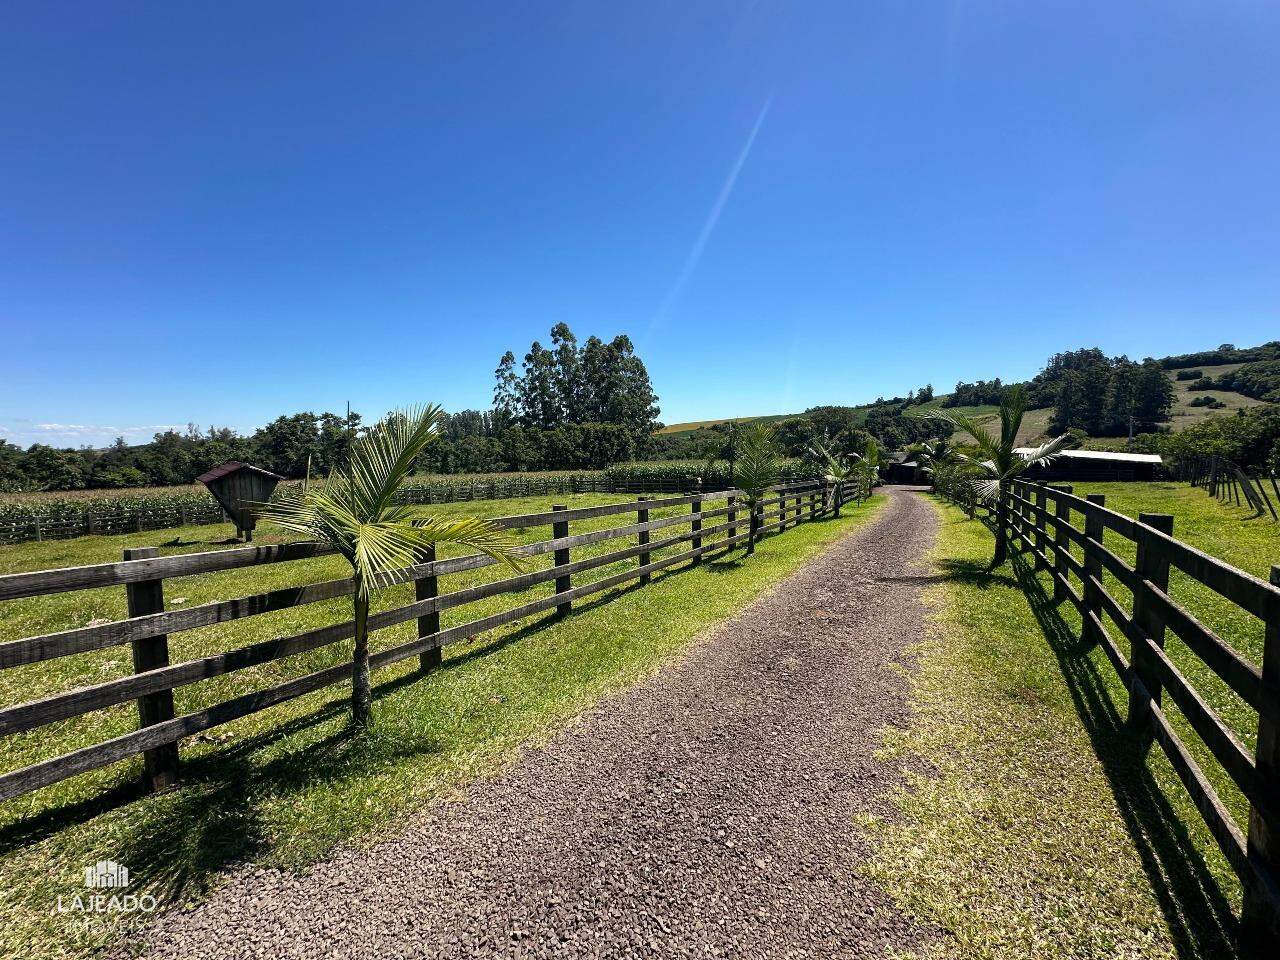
[1241,564,1280,952]
[1082,494,1106,646]
[1034,486,1049,571]
[416,544,440,672]
[690,485,703,564]
[1127,513,1174,736]
[123,547,179,791]
[1051,485,1072,602]
[637,497,651,585]
[552,505,571,616]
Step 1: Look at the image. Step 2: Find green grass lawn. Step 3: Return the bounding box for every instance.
[864,483,1277,959]
[0,489,885,960]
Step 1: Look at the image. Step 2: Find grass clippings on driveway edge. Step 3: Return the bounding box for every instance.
[860,495,1239,960]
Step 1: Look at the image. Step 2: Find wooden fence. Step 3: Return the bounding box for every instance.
[943,476,1280,946]
[0,477,864,809]
[1177,455,1279,522]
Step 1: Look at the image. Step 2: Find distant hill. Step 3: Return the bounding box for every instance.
[660,342,1278,447]
[657,413,797,438]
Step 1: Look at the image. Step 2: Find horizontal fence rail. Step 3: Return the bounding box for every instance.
[937,475,1280,948]
[0,476,868,808]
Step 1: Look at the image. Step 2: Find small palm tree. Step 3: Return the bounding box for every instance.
[255,405,521,726]
[911,438,957,489]
[930,385,1072,567]
[809,436,874,517]
[732,423,782,555]
[860,436,880,493]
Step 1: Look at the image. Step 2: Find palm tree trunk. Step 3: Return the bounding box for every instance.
[351,584,372,726]
[747,502,758,555]
[992,479,1009,567]
[834,480,843,518]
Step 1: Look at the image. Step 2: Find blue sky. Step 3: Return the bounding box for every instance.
[1,2,1277,448]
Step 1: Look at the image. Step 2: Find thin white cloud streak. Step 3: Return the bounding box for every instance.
[647,96,774,338]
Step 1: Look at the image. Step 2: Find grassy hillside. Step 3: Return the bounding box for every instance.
[657,413,796,437]
[1166,361,1268,429]
[663,359,1268,449]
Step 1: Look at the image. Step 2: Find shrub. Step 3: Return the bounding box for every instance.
[1147,405,1280,470]
[1176,369,1204,381]
[1188,396,1226,408]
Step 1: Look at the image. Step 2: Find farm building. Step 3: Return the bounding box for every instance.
[883,454,923,485]
[1015,448,1162,482]
[196,461,285,540]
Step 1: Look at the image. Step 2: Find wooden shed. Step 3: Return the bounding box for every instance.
[196,461,285,541]
[883,453,922,485]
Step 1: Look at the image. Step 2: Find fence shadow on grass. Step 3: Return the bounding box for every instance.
[1007,549,1240,960]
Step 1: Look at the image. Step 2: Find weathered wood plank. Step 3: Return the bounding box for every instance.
[0,542,336,602]
[1135,631,1264,816]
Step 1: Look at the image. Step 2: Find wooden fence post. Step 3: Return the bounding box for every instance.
[416,544,440,671]
[1127,513,1174,736]
[637,497,651,585]
[1034,486,1049,571]
[552,505,571,616]
[1241,564,1280,952]
[726,494,737,541]
[1051,485,1072,602]
[690,485,703,564]
[1082,494,1106,645]
[1013,480,1029,553]
[808,483,818,521]
[123,547,179,791]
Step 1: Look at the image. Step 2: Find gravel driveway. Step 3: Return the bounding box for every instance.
[137,486,940,960]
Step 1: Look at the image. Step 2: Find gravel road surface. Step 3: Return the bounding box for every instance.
[137,486,940,960]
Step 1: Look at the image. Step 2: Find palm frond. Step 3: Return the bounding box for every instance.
[354,517,520,591]
[928,409,997,454]
[1013,433,1075,473]
[808,438,855,482]
[348,405,446,516]
[733,424,782,501]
